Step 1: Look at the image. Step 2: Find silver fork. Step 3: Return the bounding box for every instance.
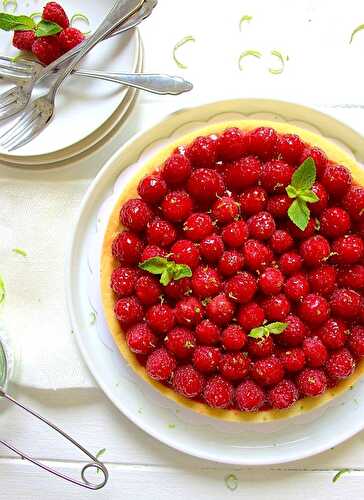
[0,0,155,120]
[0,0,146,151]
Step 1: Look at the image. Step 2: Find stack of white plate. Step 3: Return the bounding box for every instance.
[0,0,142,168]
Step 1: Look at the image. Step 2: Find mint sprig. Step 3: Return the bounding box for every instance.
[248,322,288,340]
[0,12,62,36]
[35,19,62,37]
[286,157,319,231]
[138,257,192,286]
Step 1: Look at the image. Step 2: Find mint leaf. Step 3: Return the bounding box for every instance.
[290,157,316,191]
[267,322,288,334]
[249,322,287,339]
[35,19,62,37]
[299,191,319,203]
[173,264,192,281]
[248,326,269,339]
[0,13,35,31]
[286,185,298,199]
[139,257,169,274]
[288,198,310,231]
[160,268,173,286]
[139,257,191,286]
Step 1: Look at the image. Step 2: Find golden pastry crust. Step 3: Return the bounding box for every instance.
[101,120,364,422]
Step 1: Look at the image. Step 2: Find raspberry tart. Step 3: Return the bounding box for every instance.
[101,120,364,422]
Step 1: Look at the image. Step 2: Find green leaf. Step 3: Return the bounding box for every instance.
[139,257,192,286]
[248,326,269,339]
[0,275,5,305]
[290,157,316,191]
[139,257,169,275]
[267,322,288,334]
[160,269,173,286]
[35,19,62,37]
[0,12,35,31]
[286,185,298,199]
[288,198,310,231]
[332,468,350,483]
[173,264,192,281]
[299,191,319,203]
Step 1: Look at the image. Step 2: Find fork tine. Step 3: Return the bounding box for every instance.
[0,60,32,75]
[0,108,39,148]
[1,114,40,151]
[0,55,36,70]
[0,92,17,110]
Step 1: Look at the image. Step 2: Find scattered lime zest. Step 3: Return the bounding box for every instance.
[238,50,262,70]
[269,50,287,75]
[90,311,97,325]
[350,24,364,44]
[249,322,288,340]
[95,448,106,460]
[3,0,17,13]
[0,275,5,305]
[173,35,196,69]
[12,247,27,257]
[168,423,176,429]
[225,474,238,491]
[239,15,252,31]
[332,468,350,482]
[70,12,91,35]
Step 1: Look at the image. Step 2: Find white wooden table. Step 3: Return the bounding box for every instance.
[1,1,364,497]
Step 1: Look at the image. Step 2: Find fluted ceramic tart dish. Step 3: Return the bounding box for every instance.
[101,119,364,422]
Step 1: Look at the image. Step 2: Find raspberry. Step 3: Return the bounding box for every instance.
[300,146,328,178]
[120,198,153,232]
[278,314,307,346]
[146,348,176,381]
[267,194,291,218]
[224,156,261,191]
[300,235,330,266]
[216,127,248,161]
[247,211,276,240]
[146,303,175,333]
[332,235,364,265]
[251,356,284,386]
[32,36,62,65]
[239,187,267,215]
[308,265,336,296]
[338,264,364,290]
[126,323,157,355]
[319,207,351,238]
[258,267,284,295]
[147,218,176,247]
[279,252,303,275]
[343,186,364,222]
[203,375,233,408]
[248,127,278,160]
[140,245,165,262]
[43,2,69,29]
[318,318,347,350]
[277,133,305,164]
[243,239,273,271]
[195,319,221,345]
[138,174,167,205]
[191,266,221,298]
[222,324,247,351]
[348,325,364,358]
[279,347,305,372]
[187,168,224,203]
[330,288,361,319]
[235,380,265,412]
[322,164,352,197]
[164,327,196,359]
[219,352,250,381]
[298,294,330,326]
[284,274,310,301]
[270,229,294,254]
[260,160,294,193]
[200,234,224,262]
[164,277,191,300]
[218,250,244,276]
[206,293,235,326]
[110,266,138,297]
[325,348,355,380]
[224,272,257,304]
[162,154,192,185]
[212,196,239,224]
[247,336,274,358]
[288,218,316,241]
[237,302,265,331]
[161,191,193,223]
[13,30,36,51]
[171,239,200,269]
[112,231,144,265]
[175,297,204,326]
[268,379,299,409]
[183,213,214,241]
[296,368,327,397]
[221,220,249,247]
[262,293,291,321]
[303,336,328,368]
[193,346,221,374]
[58,27,85,52]
[135,275,161,305]
[187,135,217,168]
[172,365,205,398]
[310,182,328,215]
[114,297,143,327]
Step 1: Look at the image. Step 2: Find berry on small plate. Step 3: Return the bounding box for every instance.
[67,99,364,465]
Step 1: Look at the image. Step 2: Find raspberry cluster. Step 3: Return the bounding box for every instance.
[109,125,364,413]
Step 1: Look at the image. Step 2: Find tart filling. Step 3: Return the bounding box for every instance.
[101,120,364,422]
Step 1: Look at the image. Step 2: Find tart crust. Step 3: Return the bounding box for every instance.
[101,120,364,422]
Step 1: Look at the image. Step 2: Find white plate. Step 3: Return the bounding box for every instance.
[0,0,139,160]
[66,98,364,465]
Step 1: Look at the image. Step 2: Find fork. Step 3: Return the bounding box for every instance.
[0,0,155,120]
[0,0,148,151]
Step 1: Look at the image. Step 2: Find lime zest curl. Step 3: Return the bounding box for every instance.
[349,24,364,44]
[239,15,252,31]
[238,50,262,70]
[3,0,17,13]
[269,50,288,75]
[173,35,196,69]
[70,12,91,35]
